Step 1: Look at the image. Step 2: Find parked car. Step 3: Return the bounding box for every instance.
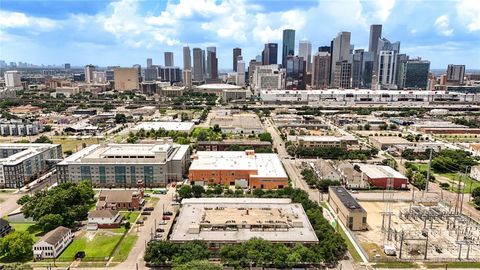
[170,201,180,206]
[158,220,167,225]
[144,207,154,211]
[136,220,144,225]
[156,228,165,233]
[141,211,151,215]
[162,216,170,220]
[163,211,173,216]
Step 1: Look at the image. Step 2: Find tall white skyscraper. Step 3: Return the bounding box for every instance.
[377,50,397,89]
[183,46,191,70]
[4,71,21,88]
[298,39,312,73]
[84,64,95,83]
[330,32,351,85]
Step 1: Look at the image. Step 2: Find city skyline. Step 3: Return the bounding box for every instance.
[1,0,479,69]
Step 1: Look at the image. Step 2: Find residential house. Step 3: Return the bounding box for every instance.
[33,226,73,259]
[87,210,123,229]
[311,159,341,181]
[336,161,366,189]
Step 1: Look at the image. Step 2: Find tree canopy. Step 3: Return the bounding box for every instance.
[22,181,95,230]
[0,231,34,261]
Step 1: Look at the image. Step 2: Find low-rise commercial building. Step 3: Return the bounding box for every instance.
[189,150,288,189]
[56,140,190,187]
[328,186,367,231]
[358,164,408,189]
[197,140,272,151]
[210,113,264,134]
[33,226,73,259]
[288,135,357,149]
[260,89,479,105]
[132,122,195,133]
[170,198,319,245]
[0,143,63,188]
[369,136,414,150]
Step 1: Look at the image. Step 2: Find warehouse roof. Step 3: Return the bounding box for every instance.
[358,164,407,180]
[190,151,287,179]
[170,198,318,243]
[133,121,195,132]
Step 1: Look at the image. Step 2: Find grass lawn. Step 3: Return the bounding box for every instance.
[52,137,99,153]
[59,232,122,261]
[111,235,138,262]
[373,261,418,268]
[10,222,44,241]
[439,173,480,193]
[410,163,429,172]
[122,211,140,224]
[425,262,480,268]
[337,225,363,262]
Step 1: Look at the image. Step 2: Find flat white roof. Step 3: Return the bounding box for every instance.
[260,89,466,95]
[170,198,318,243]
[196,84,242,90]
[133,122,195,132]
[190,151,287,178]
[288,135,343,142]
[358,164,407,180]
[0,143,60,165]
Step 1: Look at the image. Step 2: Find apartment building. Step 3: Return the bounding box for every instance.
[0,143,63,188]
[56,140,190,187]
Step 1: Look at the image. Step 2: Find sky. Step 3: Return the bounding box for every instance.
[1,0,479,70]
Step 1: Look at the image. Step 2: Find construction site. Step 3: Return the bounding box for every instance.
[354,190,480,262]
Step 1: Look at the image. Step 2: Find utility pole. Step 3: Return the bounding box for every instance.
[425,148,433,193]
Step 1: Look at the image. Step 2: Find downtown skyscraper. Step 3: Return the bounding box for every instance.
[262,43,278,65]
[183,46,191,70]
[282,29,295,68]
[233,48,242,72]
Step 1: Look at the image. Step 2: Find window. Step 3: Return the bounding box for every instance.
[80,166,92,180]
[362,217,367,224]
[130,166,136,184]
[115,166,126,185]
[99,166,106,184]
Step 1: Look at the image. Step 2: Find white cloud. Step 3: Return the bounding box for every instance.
[457,0,480,32]
[0,11,58,31]
[372,0,396,22]
[434,15,453,36]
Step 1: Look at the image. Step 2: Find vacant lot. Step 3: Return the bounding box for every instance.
[52,137,99,153]
[59,231,122,261]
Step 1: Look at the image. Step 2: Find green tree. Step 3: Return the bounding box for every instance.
[191,185,205,198]
[259,132,272,142]
[0,231,33,261]
[43,125,52,132]
[178,185,192,199]
[212,124,221,133]
[115,113,127,123]
[197,130,208,141]
[34,135,53,144]
[38,214,64,232]
[0,263,33,270]
[172,260,221,270]
[22,181,94,231]
[364,124,371,130]
[124,221,131,230]
[16,195,30,205]
[289,129,296,135]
